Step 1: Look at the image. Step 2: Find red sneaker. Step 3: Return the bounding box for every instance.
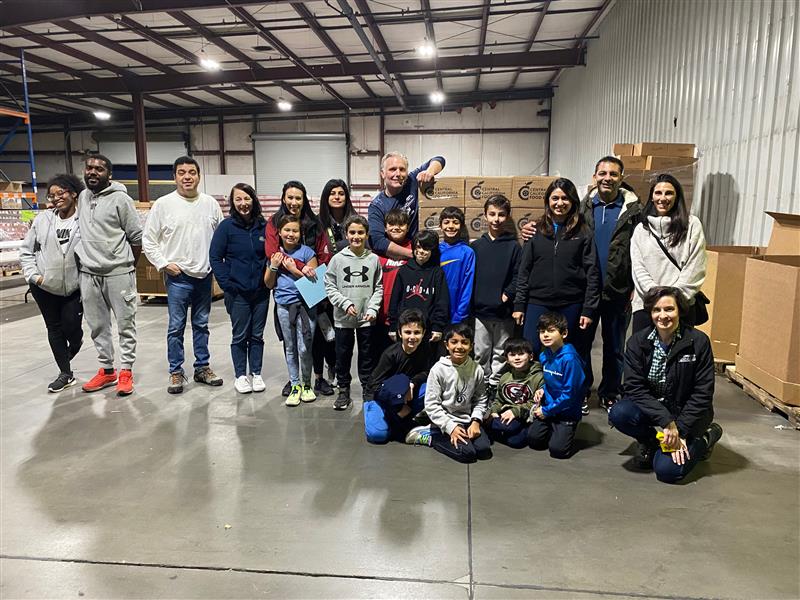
[117,369,134,396]
[82,368,118,393]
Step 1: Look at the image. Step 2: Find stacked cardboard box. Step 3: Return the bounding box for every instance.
[418,177,466,233]
[614,142,697,206]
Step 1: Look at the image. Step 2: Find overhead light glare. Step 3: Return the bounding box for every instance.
[199,50,221,71]
[93,110,111,120]
[416,42,436,58]
[277,98,293,111]
[430,91,445,104]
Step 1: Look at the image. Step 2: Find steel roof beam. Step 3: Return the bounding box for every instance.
[473,2,491,91]
[509,0,551,90]
[420,0,444,91]
[353,0,410,97]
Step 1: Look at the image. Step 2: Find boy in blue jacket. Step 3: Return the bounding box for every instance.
[439,206,475,325]
[528,311,586,459]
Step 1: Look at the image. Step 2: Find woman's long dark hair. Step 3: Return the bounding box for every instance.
[536,177,584,239]
[643,173,689,247]
[271,180,321,247]
[318,179,355,229]
[228,183,264,226]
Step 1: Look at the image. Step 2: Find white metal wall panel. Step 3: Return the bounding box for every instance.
[549,0,799,246]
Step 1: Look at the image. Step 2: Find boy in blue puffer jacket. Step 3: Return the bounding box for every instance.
[528,311,586,458]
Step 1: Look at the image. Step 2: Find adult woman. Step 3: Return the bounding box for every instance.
[20,174,84,392]
[210,183,269,394]
[630,173,707,333]
[609,286,722,484]
[512,177,600,355]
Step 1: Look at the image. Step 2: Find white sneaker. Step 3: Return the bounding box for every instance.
[251,374,265,392]
[234,375,252,394]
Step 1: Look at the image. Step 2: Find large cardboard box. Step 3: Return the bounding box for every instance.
[633,142,696,158]
[464,177,514,208]
[419,205,447,232]
[620,155,649,170]
[646,155,698,171]
[0,181,23,193]
[613,143,634,156]
[464,207,487,239]
[419,177,465,207]
[511,176,556,208]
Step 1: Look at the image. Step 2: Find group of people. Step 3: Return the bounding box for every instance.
[19,150,722,484]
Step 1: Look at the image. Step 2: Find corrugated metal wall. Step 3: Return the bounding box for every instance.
[550,0,799,246]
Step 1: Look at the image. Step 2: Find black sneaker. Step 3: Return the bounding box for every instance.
[600,396,619,413]
[412,410,431,426]
[48,373,76,393]
[314,377,335,396]
[581,400,590,416]
[701,423,723,460]
[281,380,292,397]
[634,441,657,470]
[334,388,352,410]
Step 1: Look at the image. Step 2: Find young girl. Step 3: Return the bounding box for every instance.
[264,214,318,406]
[438,206,475,325]
[388,230,450,343]
[512,178,601,355]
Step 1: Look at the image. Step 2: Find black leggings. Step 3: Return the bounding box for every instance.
[30,285,83,375]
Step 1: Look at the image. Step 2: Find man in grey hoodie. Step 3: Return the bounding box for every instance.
[75,155,143,396]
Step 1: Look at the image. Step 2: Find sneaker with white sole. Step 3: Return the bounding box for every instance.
[405,425,432,446]
[251,374,265,392]
[234,375,252,394]
[48,373,76,393]
[300,384,316,403]
[285,384,302,406]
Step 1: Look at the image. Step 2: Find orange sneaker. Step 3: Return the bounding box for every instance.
[82,368,117,393]
[117,369,134,396]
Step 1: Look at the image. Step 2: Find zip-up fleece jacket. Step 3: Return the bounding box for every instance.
[470,232,521,320]
[623,325,714,439]
[324,246,383,328]
[388,258,450,334]
[580,188,641,301]
[209,216,268,296]
[425,356,489,435]
[75,181,142,276]
[20,209,81,296]
[514,225,601,319]
[440,240,475,324]
[369,341,432,402]
[537,343,586,422]
[490,361,544,420]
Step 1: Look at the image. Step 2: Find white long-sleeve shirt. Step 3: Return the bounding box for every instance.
[142,190,223,278]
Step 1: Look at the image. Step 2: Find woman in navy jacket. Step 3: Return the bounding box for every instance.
[210,183,269,394]
[609,286,722,484]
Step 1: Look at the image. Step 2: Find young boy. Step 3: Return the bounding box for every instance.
[375,209,412,355]
[485,338,544,448]
[528,312,586,459]
[439,206,475,325]
[324,215,383,410]
[407,323,492,464]
[471,195,521,396]
[363,309,432,444]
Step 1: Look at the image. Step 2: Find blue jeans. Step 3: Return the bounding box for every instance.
[486,417,530,449]
[582,296,631,400]
[224,291,269,377]
[609,398,709,484]
[363,383,426,444]
[522,302,583,356]
[165,272,212,374]
[276,302,316,386]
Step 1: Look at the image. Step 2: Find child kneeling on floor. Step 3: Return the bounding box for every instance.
[528,311,586,459]
[485,338,544,448]
[406,323,492,464]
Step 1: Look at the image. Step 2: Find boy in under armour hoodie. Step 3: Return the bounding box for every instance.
[324,215,383,410]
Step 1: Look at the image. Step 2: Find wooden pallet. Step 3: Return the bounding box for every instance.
[1,268,21,277]
[726,366,800,429]
[714,358,733,375]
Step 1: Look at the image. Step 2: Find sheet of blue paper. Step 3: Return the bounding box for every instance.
[294,264,328,308]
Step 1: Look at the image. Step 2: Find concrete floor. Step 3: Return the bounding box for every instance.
[1,283,798,599]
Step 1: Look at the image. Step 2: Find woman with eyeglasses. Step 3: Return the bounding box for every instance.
[20,174,85,392]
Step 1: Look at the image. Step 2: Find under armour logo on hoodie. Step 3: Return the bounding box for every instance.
[343,266,369,282]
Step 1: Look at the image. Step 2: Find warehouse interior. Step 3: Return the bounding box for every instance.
[1,1,798,598]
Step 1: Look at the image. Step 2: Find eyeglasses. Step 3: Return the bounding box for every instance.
[46,189,70,201]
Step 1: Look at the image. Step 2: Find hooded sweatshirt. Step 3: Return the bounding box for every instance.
[378,239,412,325]
[324,246,383,328]
[490,361,545,420]
[75,181,142,276]
[439,240,475,324]
[20,208,81,296]
[470,232,521,320]
[425,355,488,434]
[388,257,450,334]
[537,342,586,422]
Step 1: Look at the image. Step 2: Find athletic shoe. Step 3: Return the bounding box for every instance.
[281,380,292,397]
[413,410,431,426]
[251,374,265,393]
[581,400,590,416]
[634,441,656,470]
[333,388,351,410]
[286,384,302,406]
[486,383,497,400]
[48,373,76,393]
[314,377,334,396]
[405,425,432,446]
[168,372,187,394]
[117,369,134,396]
[600,396,619,412]
[234,375,252,394]
[82,368,117,393]
[701,423,724,460]
[301,384,317,403]
[194,366,223,386]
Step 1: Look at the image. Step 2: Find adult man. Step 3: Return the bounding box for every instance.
[368,152,444,259]
[143,156,225,394]
[76,154,143,396]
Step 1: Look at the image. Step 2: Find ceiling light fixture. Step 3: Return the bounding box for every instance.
[93,110,111,121]
[430,91,445,104]
[416,42,436,58]
[277,98,292,111]
[199,50,221,71]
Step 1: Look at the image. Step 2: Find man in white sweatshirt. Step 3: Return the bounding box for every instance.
[143,156,224,394]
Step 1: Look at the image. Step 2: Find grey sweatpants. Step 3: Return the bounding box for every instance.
[80,271,138,370]
[474,317,514,386]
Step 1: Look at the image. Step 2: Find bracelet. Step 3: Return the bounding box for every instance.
[269,266,279,272]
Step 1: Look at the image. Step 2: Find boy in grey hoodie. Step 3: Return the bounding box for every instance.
[407,323,492,463]
[324,215,383,410]
[74,155,143,396]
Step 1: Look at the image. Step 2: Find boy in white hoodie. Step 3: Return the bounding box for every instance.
[406,323,492,463]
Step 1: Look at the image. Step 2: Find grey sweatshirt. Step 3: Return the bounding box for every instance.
[75,181,143,276]
[19,209,81,296]
[324,246,383,328]
[424,356,489,434]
